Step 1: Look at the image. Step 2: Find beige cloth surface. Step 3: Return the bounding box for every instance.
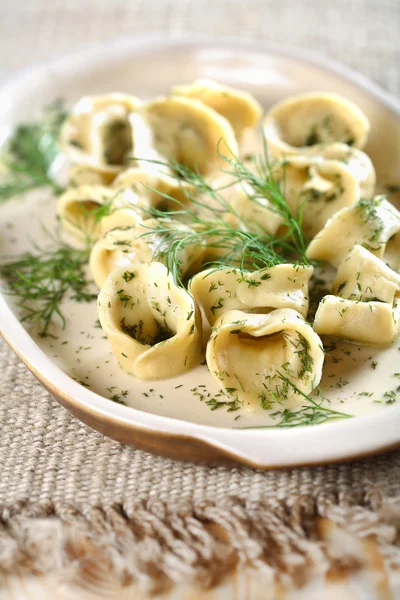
[1,0,400,592]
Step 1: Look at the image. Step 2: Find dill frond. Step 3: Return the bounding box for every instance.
[0,234,95,337]
[130,138,310,285]
[0,99,67,202]
[239,374,352,428]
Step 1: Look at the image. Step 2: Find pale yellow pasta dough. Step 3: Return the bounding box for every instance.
[60,94,141,175]
[313,143,375,199]
[333,245,400,303]
[57,184,142,242]
[313,295,400,346]
[67,165,116,187]
[190,264,313,325]
[90,219,205,288]
[171,78,262,137]
[227,181,285,235]
[135,96,238,176]
[113,167,193,210]
[206,309,324,410]
[279,156,361,237]
[263,92,370,159]
[306,196,400,268]
[98,262,203,380]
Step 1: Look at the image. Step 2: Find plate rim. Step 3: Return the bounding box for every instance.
[1,32,400,468]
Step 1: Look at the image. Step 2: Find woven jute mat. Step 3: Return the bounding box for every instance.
[1,0,400,593]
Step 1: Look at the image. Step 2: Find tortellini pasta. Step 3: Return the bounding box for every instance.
[206,309,324,409]
[55,85,400,409]
[263,92,370,159]
[313,143,375,200]
[171,78,262,137]
[98,263,203,379]
[60,94,141,175]
[306,196,400,268]
[67,165,115,187]
[333,245,400,303]
[226,181,285,235]
[314,245,400,345]
[313,295,400,346]
[135,96,238,176]
[57,185,142,242]
[189,264,313,325]
[90,219,205,288]
[113,167,193,209]
[278,156,362,237]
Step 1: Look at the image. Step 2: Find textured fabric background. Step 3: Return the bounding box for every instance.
[1,0,400,589]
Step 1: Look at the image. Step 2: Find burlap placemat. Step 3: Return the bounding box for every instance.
[1,0,400,592]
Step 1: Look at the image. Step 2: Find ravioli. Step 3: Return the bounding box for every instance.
[306,196,400,268]
[171,78,262,137]
[97,263,203,379]
[263,92,370,159]
[90,219,205,288]
[206,309,324,409]
[60,94,141,175]
[190,264,313,325]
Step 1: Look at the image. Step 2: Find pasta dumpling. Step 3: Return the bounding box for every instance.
[67,165,115,187]
[315,246,400,345]
[263,92,370,159]
[306,196,400,268]
[279,156,362,237]
[135,97,238,176]
[313,295,400,346]
[60,94,141,175]
[227,181,285,235]
[171,78,262,137]
[333,245,400,303]
[98,263,203,380]
[189,264,313,325]
[206,309,324,409]
[314,143,375,200]
[57,185,142,242]
[90,219,205,288]
[113,167,193,210]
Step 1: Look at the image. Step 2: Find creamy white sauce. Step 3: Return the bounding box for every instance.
[0,181,398,429]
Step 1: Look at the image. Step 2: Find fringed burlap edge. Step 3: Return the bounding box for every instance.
[1,494,400,594]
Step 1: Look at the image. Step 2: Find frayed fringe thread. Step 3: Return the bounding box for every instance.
[0,495,400,594]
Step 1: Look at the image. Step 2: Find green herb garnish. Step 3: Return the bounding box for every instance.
[0,100,67,201]
[239,374,352,428]
[0,237,95,337]
[131,137,310,285]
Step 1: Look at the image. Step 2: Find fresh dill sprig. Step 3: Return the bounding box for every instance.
[131,140,310,285]
[239,374,352,428]
[0,99,67,202]
[0,236,95,337]
[61,193,119,247]
[0,189,124,336]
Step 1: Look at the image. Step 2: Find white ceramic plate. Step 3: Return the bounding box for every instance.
[1,34,400,468]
